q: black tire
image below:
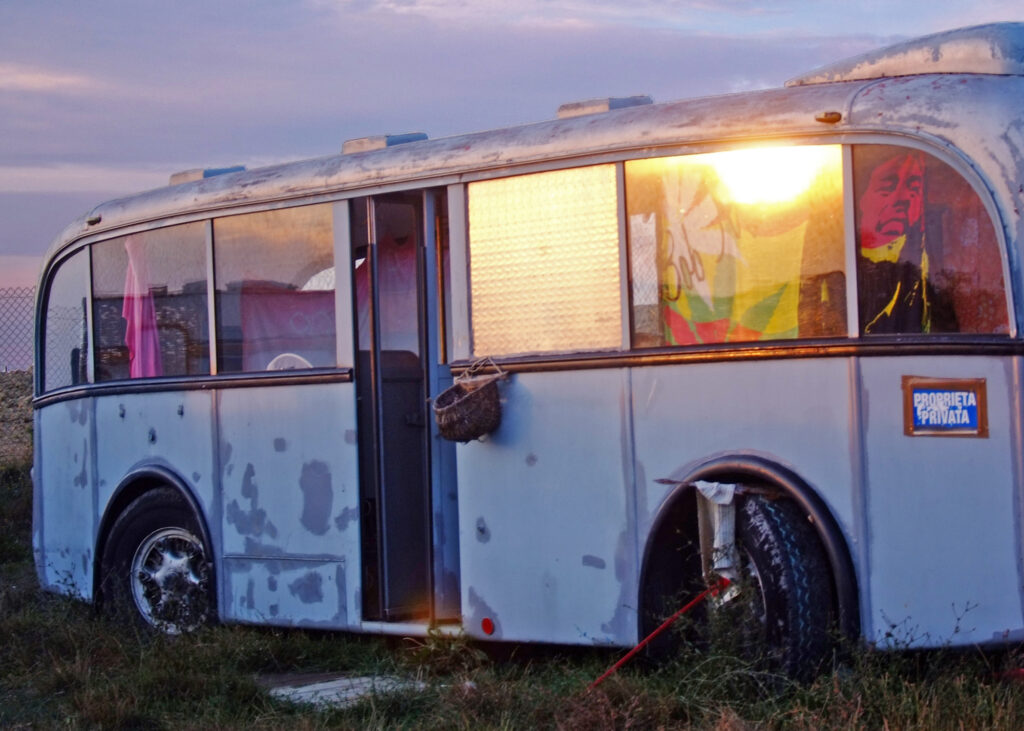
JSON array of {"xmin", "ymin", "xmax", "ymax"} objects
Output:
[
  {"xmin": 100, "ymin": 487, "xmax": 214, "ymax": 634},
  {"xmin": 729, "ymin": 494, "xmax": 835, "ymax": 680}
]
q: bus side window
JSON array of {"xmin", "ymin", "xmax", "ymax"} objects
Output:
[
  {"xmin": 624, "ymin": 146, "xmax": 846, "ymax": 347},
  {"xmin": 91, "ymin": 223, "xmax": 209, "ymax": 381},
  {"xmin": 213, "ymin": 205, "xmax": 336, "ymax": 373},
  {"xmin": 466, "ymin": 165, "xmax": 622, "ymax": 357},
  {"xmin": 853, "ymin": 144, "xmax": 1009, "ymax": 335},
  {"xmin": 43, "ymin": 248, "xmax": 90, "ymax": 391}
]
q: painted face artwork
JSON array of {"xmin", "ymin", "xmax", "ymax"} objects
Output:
[
  {"xmin": 857, "ymin": 151, "xmax": 924, "ymax": 251},
  {"xmin": 854, "ymin": 148, "xmax": 932, "ymax": 333}
]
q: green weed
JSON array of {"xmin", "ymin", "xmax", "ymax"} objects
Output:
[
  {"xmin": 3, "ymin": 559, "xmax": 1024, "ymax": 728},
  {"xmin": 401, "ymin": 628, "xmax": 490, "ymax": 677},
  {"xmin": 0, "ymin": 464, "xmax": 32, "ymax": 563}
]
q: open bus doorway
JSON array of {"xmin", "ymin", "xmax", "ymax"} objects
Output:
[{"xmin": 352, "ymin": 191, "xmax": 458, "ymax": 623}]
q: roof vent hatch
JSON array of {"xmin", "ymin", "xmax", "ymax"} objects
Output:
[
  {"xmin": 556, "ymin": 95, "xmax": 653, "ymax": 119},
  {"xmin": 169, "ymin": 165, "xmax": 246, "ymax": 186},
  {"xmin": 342, "ymin": 132, "xmax": 428, "ymax": 155}
]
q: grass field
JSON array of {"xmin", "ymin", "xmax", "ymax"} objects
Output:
[{"xmin": 4, "ymin": 370, "xmax": 1024, "ymax": 728}]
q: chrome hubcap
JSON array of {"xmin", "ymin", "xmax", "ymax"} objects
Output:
[{"xmin": 130, "ymin": 526, "xmax": 209, "ymax": 633}]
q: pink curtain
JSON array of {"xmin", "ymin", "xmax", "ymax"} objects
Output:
[{"xmin": 122, "ymin": 234, "xmax": 163, "ymax": 378}]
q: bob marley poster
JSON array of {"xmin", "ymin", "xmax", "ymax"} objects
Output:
[{"xmin": 853, "ymin": 144, "xmax": 1008, "ymax": 335}]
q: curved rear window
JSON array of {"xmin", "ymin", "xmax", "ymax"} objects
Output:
[{"xmin": 853, "ymin": 144, "xmax": 1008, "ymax": 335}]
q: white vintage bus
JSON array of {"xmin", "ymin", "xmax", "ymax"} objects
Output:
[{"xmin": 33, "ymin": 23, "xmax": 1024, "ymax": 676}]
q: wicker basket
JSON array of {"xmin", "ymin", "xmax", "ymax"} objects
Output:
[{"xmin": 433, "ymin": 375, "xmax": 503, "ymax": 442}]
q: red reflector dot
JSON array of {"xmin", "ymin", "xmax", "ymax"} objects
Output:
[{"xmin": 481, "ymin": 617, "xmax": 495, "ymax": 635}]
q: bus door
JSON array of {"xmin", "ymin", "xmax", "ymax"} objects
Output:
[{"xmin": 352, "ymin": 191, "xmax": 458, "ymax": 622}]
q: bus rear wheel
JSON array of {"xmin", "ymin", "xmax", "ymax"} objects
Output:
[
  {"xmin": 713, "ymin": 494, "xmax": 835, "ymax": 680},
  {"xmin": 100, "ymin": 487, "xmax": 214, "ymax": 634}
]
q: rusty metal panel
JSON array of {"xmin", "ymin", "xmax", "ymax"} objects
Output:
[
  {"xmin": 860, "ymin": 356, "xmax": 1022, "ymax": 647},
  {"xmin": 218, "ymin": 382, "xmax": 360, "ymax": 628},
  {"xmin": 34, "ymin": 397, "xmax": 95, "ymax": 599},
  {"xmin": 94, "ymin": 391, "xmax": 216, "ymax": 523},
  {"xmin": 788, "ymin": 23, "xmax": 1024, "ymax": 86},
  {"xmin": 457, "ymin": 369, "xmax": 637, "ymax": 645},
  {"xmin": 223, "ymin": 558, "xmax": 350, "ymax": 628}
]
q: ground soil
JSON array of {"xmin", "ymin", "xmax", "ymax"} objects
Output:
[{"xmin": 0, "ymin": 370, "xmax": 32, "ymax": 466}]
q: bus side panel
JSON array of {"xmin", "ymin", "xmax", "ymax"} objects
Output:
[
  {"xmin": 218, "ymin": 382, "xmax": 361, "ymax": 629},
  {"xmin": 631, "ymin": 359, "xmax": 858, "ymax": 606},
  {"xmin": 95, "ymin": 391, "xmax": 216, "ymax": 523},
  {"xmin": 457, "ymin": 369, "xmax": 638, "ymax": 645},
  {"xmin": 222, "ymin": 559, "xmax": 350, "ymax": 628},
  {"xmin": 35, "ymin": 397, "xmax": 95, "ymax": 599},
  {"xmin": 860, "ymin": 355, "xmax": 1022, "ymax": 647}
]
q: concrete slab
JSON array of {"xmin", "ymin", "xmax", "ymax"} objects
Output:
[{"xmin": 259, "ymin": 672, "xmax": 426, "ymax": 709}]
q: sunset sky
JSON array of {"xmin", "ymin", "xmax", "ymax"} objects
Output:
[{"xmin": 1, "ymin": 0, "xmax": 1020, "ymax": 285}]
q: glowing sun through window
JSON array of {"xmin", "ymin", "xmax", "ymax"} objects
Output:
[
  {"xmin": 623, "ymin": 144, "xmax": 847, "ymax": 348},
  {"xmin": 709, "ymin": 145, "xmax": 841, "ymax": 205}
]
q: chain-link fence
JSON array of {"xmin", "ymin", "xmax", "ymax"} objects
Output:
[{"xmin": 0, "ymin": 286, "xmax": 35, "ymax": 372}]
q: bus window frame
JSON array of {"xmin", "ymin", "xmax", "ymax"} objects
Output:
[
  {"xmin": 611, "ymin": 135, "xmax": 1016, "ymax": 352},
  {"xmin": 37, "ymin": 245, "xmax": 95, "ymax": 395},
  {"xmin": 204, "ymin": 220, "xmax": 218, "ymax": 377}
]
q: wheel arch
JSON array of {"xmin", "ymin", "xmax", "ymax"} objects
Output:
[
  {"xmin": 93, "ymin": 465, "xmax": 216, "ymax": 609},
  {"xmin": 638, "ymin": 454, "xmax": 860, "ymax": 642}
]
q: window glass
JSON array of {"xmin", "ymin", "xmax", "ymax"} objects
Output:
[
  {"xmin": 467, "ymin": 165, "xmax": 622, "ymax": 356},
  {"xmin": 214, "ymin": 205, "xmax": 335, "ymax": 372},
  {"xmin": 625, "ymin": 145, "xmax": 846, "ymax": 346},
  {"xmin": 853, "ymin": 145, "xmax": 1008, "ymax": 334},
  {"xmin": 92, "ymin": 223, "xmax": 209, "ymax": 381},
  {"xmin": 373, "ymin": 196, "xmax": 421, "ymax": 355},
  {"xmin": 43, "ymin": 249, "xmax": 89, "ymax": 391}
]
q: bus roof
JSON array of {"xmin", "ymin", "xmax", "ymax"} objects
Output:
[
  {"xmin": 788, "ymin": 22, "xmax": 1024, "ymax": 86},
  {"xmin": 46, "ymin": 80, "xmax": 867, "ymax": 256},
  {"xmin": 43, "ymin": 23, "xmax": 1024, "ymax": 269}
]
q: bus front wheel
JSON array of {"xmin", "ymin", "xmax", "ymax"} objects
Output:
[{"xmin": 100, "ymin": 487, "xmax": 214, "ymax": 634}]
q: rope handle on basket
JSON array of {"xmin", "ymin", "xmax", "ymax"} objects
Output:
[{"xmin": 454, "ymin": 356, "xmax": 507, "ymax": 384}]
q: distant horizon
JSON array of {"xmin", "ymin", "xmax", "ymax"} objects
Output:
[{"xmin": 0, "ymin": 254, "xmax": 41, "ymax": 288}]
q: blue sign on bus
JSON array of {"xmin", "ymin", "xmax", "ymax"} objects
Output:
[{"xmin": 911, "ymin": 388, "xmax": 980, "ymax": 431}]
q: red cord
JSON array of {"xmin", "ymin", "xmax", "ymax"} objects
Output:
[{"xmin": 590, "ymin": 576, "xmax": 731, "ymax": 689}]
